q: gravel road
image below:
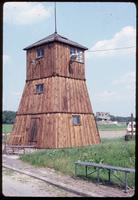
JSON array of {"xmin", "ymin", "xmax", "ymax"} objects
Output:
[{"xmin": 2, "ymin": 168, "xmax": 80, "ymax": 197}]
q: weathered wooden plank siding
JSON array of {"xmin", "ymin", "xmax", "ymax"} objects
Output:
[
  {"xmin": 17, "ymin": 77, "xmax": 93, "ymax": 115},
  {"xmin": 8, "ymin": 113, "xmax": 100, "ymax": 148},
  {"xmin": 26, "ymin": 43, "xmax": 85, "ymax": 81}
]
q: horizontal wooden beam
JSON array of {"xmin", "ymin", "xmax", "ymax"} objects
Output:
[
  {"xmin": 16, "ymin": 112, "xmax": 94, "ymax": 116},
  {"xmin": 26, "ymin": 74, "xmax": 86, "ymax": 82}
]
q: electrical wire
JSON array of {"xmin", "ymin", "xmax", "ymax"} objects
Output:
[{"xmin": 87, "ymin": 46, "xmax": 136, "ymax": 52}]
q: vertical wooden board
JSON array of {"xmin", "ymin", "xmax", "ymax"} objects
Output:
[
  {"xmin": 73, "ymin": 79, "xmax": 77, "ymax": 112},
  {"xmin": 76, "ymin": 80, "xmax": 82, "ymax": 113},
  {"xmin": 56, "ymin": 44, "xmax": 59, "ymax": 74},
  {"xmin": 70, "ymin": 79, "xmax": 74, "ymax": 112},
  {"xmin": 78, "ymin": 80, "xmax": 84, "ymax": 113},
  {"xmin": 43, "ymin": 114, "xmax": 50, "ymax": 148},
  {"xmin": 21, "ymin": 116, "xmax": 26, "ymax": 145},
  {"xmin": 58, "ymin": 114, "xmax": 63, "ymax": 148},
  {"xmin": 48, "ymin": 78, "xmax": 52, "ymax": 113},
  {"xmin": 64, "ymin": 45, "xmax": 68, "ymax": 76},
  {"xmin": 73, "ymin": 79, "xmax": 78, "ymax": 113},
  {"xmin": 64, "ymin": 46, "xmax": 67, "ymax": 76},
  {"xmin": 58, "ymin": 77, "xmax": 62, "ymax": 112},
  {"xmin": 44, "ymin": 114, "xmax": 50, "ymax": 147},
  {"xmin": 60, "ymin": 44, "xmax": 63, "ymax": 75},
  {"xmin": 52, "ymin": 114, "xmax": 56, "ymax": 148},
  {"xmin": 63, "ymin": 114, "xmax": 68, "ymax": 147},
  {"xmin": 81, "ymin": 115, "xmax": 87, "ymax": 145},
  {"xmin": 85, "ymin": 115, "xmax": 92, "ymax": 145},
  {"xmin": 79, "ymin": 115, "xmax": 84, "ymax": 146},
  {"xmin": 44, "ymin": 78, "xmax": 49, "ymax": 112},
  {"xmin": 42, "ymin": 114, "xmax": 48, "ymax": 147},
  {"xmin": 86, "ymin": 115, "xmax": 94, "ymax": 144},
  {"xmin": 62, "ymin": 78, "xmax": 67, "ymax": 112},
  {"xmin": 55, "ymin": 43, "xmax": 58, "ymax": 74},
  {"xmin": 64, "ymin": 114, "xmax": 68, "ymax": 147},
  {"xmin": 24, "ymin": 115, "xmax": 30, "ymax": 144},
  {"xmin": 53, "ymin": 43, "xmax": 56, "ymax": 74},
  {"xmin": 58, "ymin": 114, "xmax": 61, "ymax": 148},
  {"xmin": 46, "ymin": 46, "xmax": 50, "ymax": 75},
  {"xmin": 89, "ymin": 115, "xmax": 97, "ymax": 144},
  {"xmin": 54, "ymin": 77, "xmax": 59, "ymax": 112},
  {"xmin": 54, "ymin": 114, "xmax": 58, "ymax": 148},
  {"xmin": 56, "ymin": 76, "xmax": 60, "ymax": 112},
  {"xmin": 58, "ymin": 44, "xmax": 61, "ymax": 75},
  {"xmin": 90, "ymin": 115, "xmax": 96, "ymax": 143},
  {"xmin": 66, "ymin": 46, "xmax": 69, "ymax": 77},
  {"xmin": 68, "ymin": 78, "xmax": 72, "ymax": 112},
  {"xmin": 56, "ymin": 113, "xmax": 60, "ymax": 148},
  {"xmin": 66, "ymin": 78, "xmax": 70, "ymax": 112},
  {"xmin": 70, "ymin": 115, "xmax": 76, "ymax": 147},
  {"xmin": 65, "ymin": 114, "xmax": 70, "ymax": 147},
  {"xmin": 59, "ymin": 114, "xmax": 64, "ymax": 148}
]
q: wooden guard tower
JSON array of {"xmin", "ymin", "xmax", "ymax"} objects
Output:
[{"xmin": 8, "ymin": 32, "xmax": 101, "ymax": 148}]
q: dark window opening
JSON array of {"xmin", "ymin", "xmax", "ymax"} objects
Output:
[
  {"xmin": 70, "ymin": 47, "xmax": 83, "ymax": 63},
  {"xmin": 72, "ymin": 115, "xmax": 81, "ymax": 126},
  {"xmin": 36, "ymin": 48, "xmax": 44, "ymax": 58},
  {"xmin": 36, "ymin": 84, "xmax": 44, "ymax": 94}
]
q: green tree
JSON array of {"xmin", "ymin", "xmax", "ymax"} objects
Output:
[{"xmin": 2, "ymin": 111, "xmax": 16, "ymax": 124}]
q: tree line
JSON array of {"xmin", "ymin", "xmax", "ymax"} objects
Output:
[
  {"xmin": 3, "ymin": 111, "xmax": 16, "ymax": 124},
  {"xmin": 2, "ymin": 110, "xmax": 134, "ymax": 124}
]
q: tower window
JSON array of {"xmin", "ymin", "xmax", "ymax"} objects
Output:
[
  {"xmin": 70, "ymin": 47, "xmax": 83, "ymax": 63},
  {"xmin": 36, "ymin": 48, "xmax": 44, "ymax": 58},
  {"xmin": 72, "ymin": 115, "xmax": 81, "ymax": 126},
  {"xmin": 36, "ymin": 84, "xmax": 44, "ymax": 94}
]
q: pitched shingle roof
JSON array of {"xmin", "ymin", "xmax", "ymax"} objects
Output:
[{"xmin": 23, "ymin": 32, "xmax": 88, "ymax": 50}]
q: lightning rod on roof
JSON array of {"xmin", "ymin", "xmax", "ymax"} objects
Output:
[{"xmin": 54, "ymin": 2, "xmax": 57, "ymax": 33}]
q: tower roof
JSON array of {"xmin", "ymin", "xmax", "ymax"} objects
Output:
[{"xmin": 23, "ymin": 32, "xmax": 88, "ymax": 50}]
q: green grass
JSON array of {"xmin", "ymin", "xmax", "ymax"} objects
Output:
[
  {"xmin": 97, "ymin": 123, "xmax": 127, "ymax": 131},
  {"xmin": 20, "ymin": 138, "xmax": 135, "ymax": 188},
  {"xmin": 2, "ymin": 124, "xmax": 13, "ymax": 133}
]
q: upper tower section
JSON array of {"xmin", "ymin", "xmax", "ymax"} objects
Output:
[{"xmin": 24, "ymin": 32, "xmax": 88, "ymax": 81}]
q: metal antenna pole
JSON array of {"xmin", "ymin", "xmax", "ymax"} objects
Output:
[{"xmin": 54, "ymin": 2, "xmax": 57, "ymax": 33}]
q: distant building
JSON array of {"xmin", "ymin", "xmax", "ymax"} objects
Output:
[{"xmin": 96, "ymin": 112, "xmax": 111, "ymax": 121}]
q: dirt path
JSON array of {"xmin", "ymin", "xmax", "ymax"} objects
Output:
[
  {"xmin": 2, "ymin": 155, "xmax": 134, "ymax": 197},
  {"xmin": 3, "ymin": 168, "xmax": 80, "ymax": 197}
]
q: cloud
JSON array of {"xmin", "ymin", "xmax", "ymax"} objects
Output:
[
  {"xmin": 86, "ymin": 26, "xmax": 136, "ymax": 59},
  {"xmin": 3, "ymin": 54, "xmax": 10, "ymax": 64},
  {"xmin": 4, "ymin": 2, "xmax": 52, "ymax": 25}
]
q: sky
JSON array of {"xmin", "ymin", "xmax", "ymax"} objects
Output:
[{"xmin": 3, "ymin": 2, "xmax": 136, "ymax": 117}]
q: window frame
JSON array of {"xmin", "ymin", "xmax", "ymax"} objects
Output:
[
  {"xmin": 70, "ymin": 47, "xmax": 84, "ymax": 63},
  {"xmin": 35, "ymin": 83, "xmax": 44, "ymax": 94},
  {"xmin": 72, "ymin": 115, "xmax": 81, "ymax": 126},
  {"xmin": 36, "ymin": 48, "xmax": 44, "ymax": 59}
]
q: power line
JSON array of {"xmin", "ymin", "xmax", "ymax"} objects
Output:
[{"xmin": 87, "ymin": 46, "xmax": 136, "ymax": 52}]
